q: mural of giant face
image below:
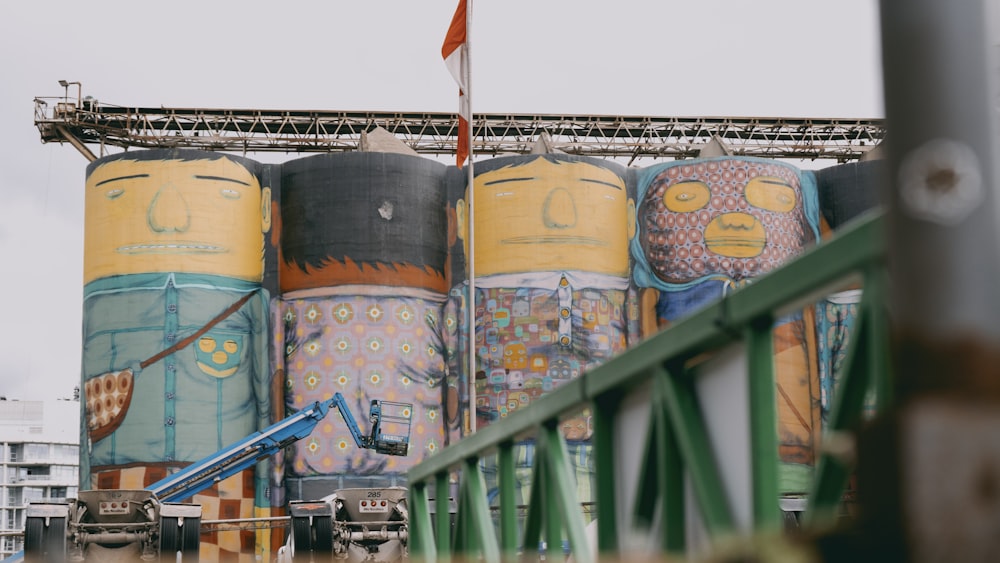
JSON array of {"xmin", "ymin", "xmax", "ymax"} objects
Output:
[
  {"xmin": 635, "ymin": 158, "xmax": 817, "ymax": 289},
  {"xmin": 274, "ymin": 152, "xmax": 451, "ymax": 497},
  {"xmin": 84, "ymin": 151, "xmax": 271, "ymax": 284},
  {"xmin": 632, "ymin": 156, "xmax": 822, "ymax": 493},
  {"xmin": 81, "ymin": 149, "xmax": 273, "ymax": 562},
  {"xmin": 458, "ymin": 155, "xmax": 635, "ymax": 277},
  {"xmin": 445, "ymin": 154, "xmax": 636, "ymax": 505}
]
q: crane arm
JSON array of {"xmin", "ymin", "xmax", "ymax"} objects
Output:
[
  {"xmin": 151, "ymin": 398, "xmax": 338, "ymax": 502},
  {"xmin": 149, "ymin": 393, "xmax": 411, "ymax": 503}
]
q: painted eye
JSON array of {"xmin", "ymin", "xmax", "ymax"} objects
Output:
[
  {"xmin": 221, "ymin": 188, "xmax": 241, "ymax": 199},
  {"xmin": 663, "ymin": 181, "xmax": 710, "ymax": 212},
  {"xmin": 745, "ymin": 177, "xmax": 797, "ymax": 213},
  {"xmin": 106, "ymin": 188, "xmax": 124, "ymax": 199}
]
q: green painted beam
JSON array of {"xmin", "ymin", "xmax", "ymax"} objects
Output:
[
  {"xmin": 592, "ymin": 392, "xmax": 620, "ymax": 553},
  {"xmin": 408, "ymin": 377, "xmax": 587, "ymax": 483},
  {"xmin": 585, "ymin": 301, "xmax": 731, "ymax": 399},
  {"xmin": 521, "ymin": 447, "xmax": 545, "ymax": 558},
  {"xmin": 542, "ymin": 448, "xmax": 562, "ymax": 560},
  {"xmin": 542, "ymin": 424, "xmax": 593, "ymax": 563},
  {"xmin": 724, "ymin": 210, "xmax": 886, "ymax": 327},
  {"xmin": 746, "ymin": 317, "xmax": 781, "ymax": 530},
  {"xmin": 462, "ymin": 458, "xmax": 502, "ymax": 563},
  {"xmin": 498, "ymin": 442, "xmax": 519, "ymax": 556},
  {"xmin": 409, "ymin": 482, "xmax": 437, "ymax": 562},
  {"xmin": 804, "ymin": 262, "xmax": 893, "ymax": 527},
  {"xmin": 452, "ymin": 478, "xmax": 469, "ymax": 554},
  {"xmin": 656, "ymin": 364, "xmax": 735, "ymax": 536},
  {"xmin": 865, "ymin": 264, "xmax": 892, "ymax": 412},
  {"xmin": 435, "ymin": 472, "xmax": 451, "ymax": 562},
  {"xmin": 657, "ymin": 387, "xmax": 686, "ymax": 552},
  {"xmin": 632, "ymin": 399, "xmax": 661, "ymax": 529}
]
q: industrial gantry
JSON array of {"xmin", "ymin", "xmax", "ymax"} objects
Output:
[{"xmin": 33, "ymin": 90, "xmax": 883, "ymax": 163}]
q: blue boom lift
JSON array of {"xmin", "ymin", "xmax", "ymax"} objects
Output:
[
  {"xmin": 150, "ymin": 394, "xmax": 412, "ymax": 502},
  {"xmin": 19, "ymin": 394, "xmax": 412, "ymax": 563}
]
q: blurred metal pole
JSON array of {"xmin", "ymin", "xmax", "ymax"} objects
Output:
[
  {"xmin": 860, "ymin": 2, "xmax": 1000, "ymax": 561},
  {"xmin": 881, "ymin": 0, "xmax": 1000, "ymax": 393}
]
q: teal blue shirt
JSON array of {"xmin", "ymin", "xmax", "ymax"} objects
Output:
[{"xmin": 80, "ymin": 273, "xmax": 270, "ymax": 491}]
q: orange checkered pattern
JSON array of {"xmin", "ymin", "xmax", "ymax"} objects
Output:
[{"xmin": 93, "ymin": 465, "xmax": 260, "ymax": 563}]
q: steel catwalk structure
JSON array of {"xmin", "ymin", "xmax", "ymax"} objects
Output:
[{"xmin": 33, "ymin": 95, "xmax": 884, "ymax": 163}]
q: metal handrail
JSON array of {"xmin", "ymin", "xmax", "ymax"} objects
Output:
[{"xmin": 407, "ymin": 211, "xmax": 888, "ymax": 562}]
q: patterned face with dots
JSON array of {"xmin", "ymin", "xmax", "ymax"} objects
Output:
[{"xmin": 639, "ymin": 159, "xmax": 814, "ymax": 285}]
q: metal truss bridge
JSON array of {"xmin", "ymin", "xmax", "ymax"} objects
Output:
[{"xmin": 34, "ymin": 91, "xmax": 884, "ymax": 163}]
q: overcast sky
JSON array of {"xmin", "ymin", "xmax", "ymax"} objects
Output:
[{"xmin": 0, "ymin": 0, "xmax": 884, "ymax": 403}]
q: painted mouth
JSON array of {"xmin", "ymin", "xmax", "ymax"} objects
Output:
[
  {"xmin": 705, "ymin": 237, "xmax": 766, "ymax": 247},
  {"xmin": 117, "ymin": 242, "xmax": 226, "ymax": 254},
  {"xmin": 705, "ymin": 236, "xmax": 766, "ymax": 258},
  {"xmin": 501, "ymin": 236, "xmax": 607, "ymax": 246}
]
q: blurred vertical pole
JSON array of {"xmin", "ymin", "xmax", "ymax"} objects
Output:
[
  {"xmin": 866, "ymin": 1, "xmax": 1000, "ymax": 560},
  {"xmin": 880, "ymin": 0, "xmax": 1000, "ymax": 395}
]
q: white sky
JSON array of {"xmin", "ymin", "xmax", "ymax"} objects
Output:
[{"xmin": 0, "ymin": 0, "xmax": 884, "ymax": 402}]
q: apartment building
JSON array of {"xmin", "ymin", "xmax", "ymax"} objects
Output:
[{"xmin": 0, "ymin": 399, "xmax": 79, "ymax": 559}]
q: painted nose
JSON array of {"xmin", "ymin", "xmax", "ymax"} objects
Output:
[
  {"xmin": 148, "ymin": 183, "xmax": 191, "ymax": 232},
  {"xmin": 543, "ymin": 187, "xmax": 577, "ymax": 228},
  {"xmin": 717, "ymin": 212, "xmax": 757, "ymax": 230}
]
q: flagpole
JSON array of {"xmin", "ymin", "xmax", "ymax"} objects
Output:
[{"xmin": 464, "ymin": 0, "xmax": 477, "ymax": 435}]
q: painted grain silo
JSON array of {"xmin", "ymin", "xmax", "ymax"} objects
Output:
[
  {"xmin": 812, "ymin": 159, "xmax": 885, "ymax": 425},
  {"xmin": 272, "ymin": 152, "xmax": 452, "ymax": 501},
  {"xmin": 631, "ymin": 156, "xmax": 823, "ymax": 494},
  {"xmin": 81, "ymin": 149, "xmax": 274, "ymax": 561},
  {"xmin": 444, "ymin": 153, "xmax": 639, "ymax": 503}
]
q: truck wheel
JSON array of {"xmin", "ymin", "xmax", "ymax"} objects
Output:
[
  {"xmin": 311, "ymin": 516, "xmax": 334, "ymax": 553},
  {"xmin": 160, "ymin": 516, "xmax": 181, "ymax": 556},
  {"xmin": 291, "ymin": 515, "xmax": 313, "ymax": 554},
  {"xmin": 24, "ymin": 517, "xmax": 67, "ymax": 563},
  {"xmin": 291, "ymin": 515, "xmax": 333, "ymax": 556},
  {"xmin": 180, "ymin": 516, "xmax": 201, "ymax": 560},
  {"xmin": 23, "ymin": 518, "xmax": 44, "ymax": 562},
  {"xmin": 160, "ymin": 516, "xmax": 201, "ymax": 562}
]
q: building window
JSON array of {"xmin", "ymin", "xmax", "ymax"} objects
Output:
[
  {"xmin": 5, "ymin": 509, "xmax": 23, "ymax": 529},
  {"xmin": 24, "ymin": 444, "xmax": 48, "ymax": 461},
  {"xmin": 51, "ymin": 466, "xmax": 76, "ymax": 481},
  {"xmin": 56, "ymin": 445, "xmax": 79, "ymax": 461}
]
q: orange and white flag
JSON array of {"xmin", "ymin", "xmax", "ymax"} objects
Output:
[{"xmin": 442, "ymin": 0, "xmax": 470, "ymax": 168}]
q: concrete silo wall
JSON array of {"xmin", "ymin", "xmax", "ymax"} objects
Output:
[
  {"xmin": 81, "ymin": 149, "xmax": 273, "ymax": 561},
  {"xmin": 73, "ymin": 143, "xmax": 882, "ymax": 548},
  {"xmin": 273, "ymin": 153, "xmax": 452, "ymax": 500},
  {"xmin": 812, "ymin": 160, "xmax": 885, "ymax": 429},
  {"xmin": 445, "ymin": 154, "xmax": 640, "ymax": 502},
  {"xmin": 631, "ymin": 156, "xmax": 823, "ymax": 493}
]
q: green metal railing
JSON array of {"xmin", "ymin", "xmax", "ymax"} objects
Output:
[{"xmin": 408, "ymin": 211, "xmax": 889, "ymax": 562}]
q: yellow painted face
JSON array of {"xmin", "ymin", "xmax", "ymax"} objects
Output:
[
  {"xmin": 459, "ymin": 158, "xmax": 634, "ymax": 276},
  {"xmin": 84, "ymin": 157, "xmax": 271, "ymax": 283}
]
